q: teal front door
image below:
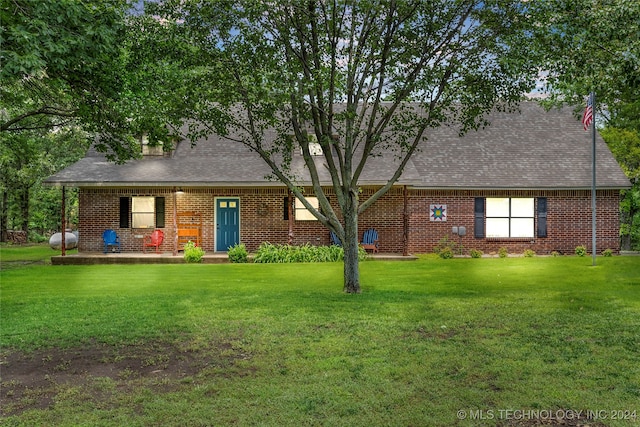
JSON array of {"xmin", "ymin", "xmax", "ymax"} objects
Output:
[{"xmin": 216, "ymin": 198, "xmax": 240, "ymax": 251}]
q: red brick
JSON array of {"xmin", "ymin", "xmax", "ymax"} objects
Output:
[{"xmin": 78, "ymin": 187, "xmax": 621, "ymax": 254}]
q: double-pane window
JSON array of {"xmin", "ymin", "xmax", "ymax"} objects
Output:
[
  {"xmin": 132, "ymin": 196, "xmax": 156, "ymax": 228},
  {"xmin": 295, "ymin": 197, "xmax": 319, "ymax": 221},
  {"xmin": 485, "ymin": 198, "xmax": 534, "ymax": 238}
]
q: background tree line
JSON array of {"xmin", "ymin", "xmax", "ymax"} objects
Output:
[{"xmin": 1, "ymin": 0, "xmax": 638, "ymax": 255}]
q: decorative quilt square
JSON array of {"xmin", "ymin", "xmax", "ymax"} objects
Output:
[{"xmin": 430, "ymin": 204, "xmax": 447, "ymax": 222}]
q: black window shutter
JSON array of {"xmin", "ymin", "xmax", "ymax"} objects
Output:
[
  {"xmin": 474, "ymin": 197, "xmax": 485, "ymax": 238},
  {"xmin": 119, "ymin": 197, "xmax": 130, "ymax": 228},
  {"xmin": 537, "ymin": 197, "xmax": 547, "ymax": 238},
  {"xmin": 283, "ymin": 197, "xmax": 289, "ymax": 220},
  {"xmin": 155, "ymin": 197, "xmax": 165, "ymax": 228}
]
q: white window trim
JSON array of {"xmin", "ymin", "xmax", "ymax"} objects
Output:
[
  {"xmin": 132, "ymin": 196, "xmax": 156, "ymax": 229},
  {"xmin": 295, "ymin": 196, "xmax": 319, "ymax": 221},
  {"xmin": 485, "ymin": 198, "xmax": 534, "ymax": 238}
]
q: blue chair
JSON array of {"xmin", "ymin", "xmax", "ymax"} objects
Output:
[
  {"xmin": 103, "ymin": 229, "xmax": 120, "ymax": 253},
  {"xmin": 360, "ymin": 228, "xmax": 379, "ymax": 253},
  {"xmin": 330, "ymin": 231, "xmax": 342, "ymax": 246}
]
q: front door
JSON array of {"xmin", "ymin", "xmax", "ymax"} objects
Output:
[{"xmin": 216, "ymin": 198, "xmax": 240, "ymax": 251}]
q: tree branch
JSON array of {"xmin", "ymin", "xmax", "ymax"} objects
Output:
[{"xmin": 1, "ymin": 106, "xmax": 76, "ymax": 132}]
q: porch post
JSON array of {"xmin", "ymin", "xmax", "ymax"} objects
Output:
[
  {"xmin": 173, "ymin": 188, "xmax": 178, "ymax": 256},
  {"xmin": 288, "ymin": 191, "xmax": 294, "ymax": 244},
  {"xmin": 61, "ymin": 186, "xmax": 66, "ymax": 256},
  {"xmin": 403, "ymin": 185, "xmax": 408, "ymax": 256}
]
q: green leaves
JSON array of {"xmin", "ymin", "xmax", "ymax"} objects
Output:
[
  {"xmin": 530, "ymin": 0, "xmax": 640, "ymax": 112},
  {"xmin": 253, "ymin": 242, "xmax": 367, "ymax": 263},
  {"xmin": 1, "ymin": 0, "xmax": 126, "ymax": 80},
  {"xmin": 132, "ymin": 0, "xmax": 543, "ymax": 290}
]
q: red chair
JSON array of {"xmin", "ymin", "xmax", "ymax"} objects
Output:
[{"xmin": 143, "ymin": 229, "xmax": 164, "ymax": 253}]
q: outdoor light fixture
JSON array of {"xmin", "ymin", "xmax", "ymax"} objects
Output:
[{"xmin": 176, "ymin": 188, "xmax": 184, "ymax": 194}]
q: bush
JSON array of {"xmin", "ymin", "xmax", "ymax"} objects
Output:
[
  {"xmin": 550, "ymin": 251, "xmax": 561, "ymax": 257},
  {"xmin": 575, "ymin": 245, "xmax": 587, "ymax": 257},
  {"xmin": 602, "ymin": 248, "xmax": 613, "ymax": 257},
  {"xmin": 498, "ymin": 247, "xmax": 508, "ymax": 258},
  {"xmin": 228, "ymin": 243, "xmax": 248, "ymax": 263},
  {"xmin": 28, "ymin": 231, "xmax": 48, "ymax": 243},
  {"xmin": 253, "ymin": 242, "xmax": 367, "ymax": 263},
  {"xmin": 469, "ymin": 249, "xmax": 483, "ymax": 258},
  {"xmin": 434, "ymin": 236, "xmax": 460, "ymax": 259},
  {"xmin": 438, "ymin": 247, "xmax": 454, "ymax": 259},
  {"xmin": 523, "ymin": 249, "xmax": 536, "ymax": 257},
  {"xmin": 183, "ymin": 241, "xmax": 205, "ymax": 263}
]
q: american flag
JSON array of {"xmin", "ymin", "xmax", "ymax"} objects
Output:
[{"xmin": 582, "ymin": 94, "xmax": 593, "ymax": 131}]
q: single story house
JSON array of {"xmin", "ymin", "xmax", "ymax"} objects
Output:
[{"xmin": 45, "ymin": 102, "xmax": 630, "ymax": 255}]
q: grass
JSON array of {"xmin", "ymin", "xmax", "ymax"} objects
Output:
[
  {"xmin": 1, "ymin": 245, "xmax": 639, "ymax": 426},
  {"xmin": 0, "ymin": 243, "xmax": 76, "ymax": 267}
]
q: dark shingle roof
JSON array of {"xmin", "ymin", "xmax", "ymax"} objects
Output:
[
  {"xmin": 45, "ymin": 102, "xmax": 630, "ymax": 190},
  {"xmin": 408, "ymin": 102, "xmax": 629, "ymax": 189}
]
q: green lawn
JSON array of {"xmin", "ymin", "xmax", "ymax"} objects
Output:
[{"xmin": 1, "ymin": 245, "xmax": 639, "ymax": 426}]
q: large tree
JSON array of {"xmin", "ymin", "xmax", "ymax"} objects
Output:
[
  {"xmin": 140, "ymin": 0, "xmax": 539, "ymax": 292},
  {"xmin": 600, "ymin": 127, "xmax": 640, "ymax": 250},
  {"xmin": 0, "ymin": 0, "xmax": 174, "ymax": 161},
  {"xmin": 530, "ymin": 0, "xmax": 640, "ymax": 249},
  {"xmin": 531, "ymin": 0, "xmax": 639, "ymax": 112},
  {"xmin": 0, "ymin": 127, "xmax": 89, "ymax": 240}
]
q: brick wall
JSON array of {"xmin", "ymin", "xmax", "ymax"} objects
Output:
[
  {"xmin": 78, "ymin": 187, "xmax": 621, "ymax": 254},
  {"xmin": 406, "ymin": 189, "xmax": 622, "ymax": 255}
]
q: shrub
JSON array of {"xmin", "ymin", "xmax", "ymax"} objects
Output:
[
  {"xmin": 228, "ymin": 243, "xmax": 248, "ymax": 263},
  {"xmin": 438, "ymin": 247, "xmax": 454, "ymax": 259},
  {"xmin": 253, "ymin": 242, "xmax": 367, "ymax": 263},
  {"xmin": 253, "ymin": 242, "xmax": 284, "ymax": 263},
  {"xmin": 434, "ymin": 236, "xmax": 460, "ymax": 259},
  {"xmin": 183, "ymin": 241, "xmax": 205, "ymax": 263},
  {"xmin": 498, "ymin": 247, "xmax": 508, "ymax": 258},
  {"xmin": 523, "ymin": 249, "xmax": 536, "ymax": 257},
  {"xmin": 469, "ymin": 249, "xmax": 483, "ymax": 258},
  {"xmin": 602, "ymin": 248, "xmax": 613, "ymax": 257},
  {"xmin": 575, "ymin": 245, "xmax": 587, "ymax": 257},
  {"xmin": 357, "ymin": 246, "xmax": 368, "ymax": 261},
  {"xmin": 550, "ymin": 251, "xmax": 561, "ymax": 257},
  {"xmin": 28, "ymin": 231, "xmax": 48, "ymax": 243}
]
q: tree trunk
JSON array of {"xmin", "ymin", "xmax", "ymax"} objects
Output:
[
  {"xmin": 0, "ymin": 190, "xmax": 8, "ymax": 242},
  {"xmin": 620, "ymin": 209, "xmax": 631, "ymax": 251},
  {"xmin": 342, "ymin": 191, "xmax": 361, "ymax": 294},
  {"xmin": 627, "ymin": 202, "xmax": 639, "ymax": 251},
  {"xmin": 19, "ymin": 187, "xmax": 29, "ymax": 235}
]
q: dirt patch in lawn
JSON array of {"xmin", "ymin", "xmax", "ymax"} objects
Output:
[
  {"xmin": 502, "ymin": 418, "xmax": 608, "ymax": 426},
  {"xmin": 498, "ymin": 412, "xmax": 609, "ymax": 427},
  {"xmin": 0, "ymin": 339, "xmax": 253, "ymax": 417}
]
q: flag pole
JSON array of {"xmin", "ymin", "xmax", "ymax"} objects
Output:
[{"xmin": 590, "ymin": 92, "xmax": 597, "ymax": 266}]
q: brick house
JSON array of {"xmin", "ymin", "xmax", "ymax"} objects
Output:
[{"xmin": 46, "ymin": 102, "xmax": 630, "ymax": 255}]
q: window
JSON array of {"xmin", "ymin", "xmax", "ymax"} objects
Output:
[
  {"xmin": 485, "ymin": 198, "xmax": 534, "ymax": 238},
  {"xmin": 121, "ymin": 196, "xmax": 165, "ymax": 229},
  {"xmin": 299, "ymin": 134, "xmax": 323, "ymax": 156},
  {"xmin": 295, "ymin": 197, "xmax": 319, "ymax": 221},
  {"xmin": 132, "ymin": 196, "xmax": 155, "ymax": 228}
]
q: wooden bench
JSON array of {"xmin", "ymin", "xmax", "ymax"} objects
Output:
[{"xmin": 177, "ymin": 211, "xmax": 202, "ymax": 249}]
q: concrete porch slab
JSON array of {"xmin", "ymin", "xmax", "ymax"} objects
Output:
[{"xmin": 51, "ymin": 252, "xmax": 418, "ymax": 265}]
